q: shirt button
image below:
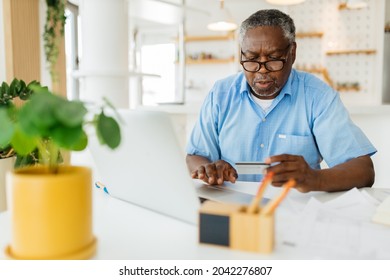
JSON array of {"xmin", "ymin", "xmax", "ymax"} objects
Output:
[
  {"xmin": 260, "ymin": 144, "xmax": 264, "ymax": 148},
  {"xmin": 262, "ymin": 118, "xmax": 266, "ymax": 122}
]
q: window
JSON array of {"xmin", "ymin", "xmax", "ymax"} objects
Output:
[{"xmin": 140, "ymin": 43, "xmax": 177, "ymax": 105}]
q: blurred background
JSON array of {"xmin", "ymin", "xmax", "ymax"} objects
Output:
[{"xmin": 1, "ymin": 0, "xmax": 390, "ymax": 186}]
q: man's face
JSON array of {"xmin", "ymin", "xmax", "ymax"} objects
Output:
[{"xmin": 240, "ymin": 26, "xmax": 296, "ymax": 99}]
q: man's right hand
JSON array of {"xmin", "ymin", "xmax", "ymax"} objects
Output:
[{"xmin": 190, "ymin": 160, "xmax": 238, "ymax": 185}]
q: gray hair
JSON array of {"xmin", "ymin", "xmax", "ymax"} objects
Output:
[{"xmin": 238, "ymin": 9, "xmax": 296, "ymax": 46}]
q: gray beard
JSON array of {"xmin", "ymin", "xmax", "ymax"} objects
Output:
[{"xmin": 250, "ymin": 84, "xmax": 281, "ymax": 99}]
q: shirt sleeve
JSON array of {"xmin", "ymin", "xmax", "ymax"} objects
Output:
[
  {"xmin": 312, "ymin": 89, "xmax": 377, "ymax": 167},
  {"xmin": 186, "ymin": 89, "xmax": 221, "ymax": 162}
]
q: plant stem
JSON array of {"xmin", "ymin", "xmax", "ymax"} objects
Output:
[
  {"xmin": 48, "ymin": 141, "xmax": 59, "ymax": 173},
  {"xmin": 37, "ymin": 140, "xmax": 59, "ymax": 173},
  {"xmin": 5, "ymin": 148, "xmax": 14, "ymax": 158}
]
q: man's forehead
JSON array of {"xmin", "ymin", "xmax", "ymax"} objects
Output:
[
  {"xmin": 243, "ymin": 26, "xmax": 286, "ymax": 42},
  {"xmin": 241, "ymin": 27, "xmax": 288, "ymax": 51}
]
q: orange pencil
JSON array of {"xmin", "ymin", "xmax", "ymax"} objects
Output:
[
  {"xmin": 247, "ymin": 172, "xmax": 274, "ymax": 214},
  {"xmin": 261, "ymin": 178, "xmax": 296, "ymax": 215}
]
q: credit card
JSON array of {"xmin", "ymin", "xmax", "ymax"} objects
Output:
[{"xmin": 235, "ymin": 162, "xmax": 270, "ymax": 175}]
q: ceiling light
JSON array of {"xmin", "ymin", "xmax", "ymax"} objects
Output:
[
  {"xmin": 266, "ymin": 0, "xmax": 306, "ymax": 5},
  {"xmin": 207, "ymin": 0, "xmax": 237, "ymax": 32}
]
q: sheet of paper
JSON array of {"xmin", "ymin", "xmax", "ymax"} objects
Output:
[
  {"xmin": 372, "ymin": 195, "xmax": 390, "ymax": 226},
  {"xmin": 277, "ymin": 188, "xmax": 390, "ymax": 259}
]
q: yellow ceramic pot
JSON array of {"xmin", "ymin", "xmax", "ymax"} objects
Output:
[{"xmin": 5, "ymin": 165, "xmax": 96, "ymax": 259}]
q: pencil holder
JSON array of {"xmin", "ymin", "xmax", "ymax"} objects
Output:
[{"xmin": 199, "ymin": 201, "xmax": 274, "ymax": 253}]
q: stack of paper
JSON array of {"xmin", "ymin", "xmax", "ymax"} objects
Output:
[
  {"xmin": 276, "ymin": 188, "xmax": 390, "ymax": 259},
  {"xmin": 372, "ymin": 196, "xmax": 390, "ymax": 226}
]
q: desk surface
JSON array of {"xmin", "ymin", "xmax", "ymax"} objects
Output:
[{"xmin": 1, "ymin": 181, "xmax": 389, "ymax": 260}]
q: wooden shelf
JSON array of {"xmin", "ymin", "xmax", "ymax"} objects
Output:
[
  {"xmin": 296, "ymin": 32, "xmax": 324, "ymax": 38},
  {"xmin": 184, "ymin": 34, "xmax": 235, "ymax": 42},
  {"xmin": 295, "ymin": 67, "xmax": 334, "ymax": 86},
  {"xmin": 326, "ymin": 49, "xmax": 376, "ymax": 55},
  {"xmin": 297, "ymin": 67, "xmax": 362, "ymax": 92},
  {"xmin": 336, "ymin": 86, "xmax": 360, "ymax": 92},
  {"xmin": 185, "ymin": 58, "xmax": 235, "ymax": 64}
]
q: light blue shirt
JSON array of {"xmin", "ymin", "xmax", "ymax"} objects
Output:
[{"xmin": 187, "ymin": 69, "xmax": 376, "ymax": 180}]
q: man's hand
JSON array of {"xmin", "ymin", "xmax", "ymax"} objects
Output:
[
  {"xmin": 265, "ymin": 154, "xmax": 374, "ymax": 192},
  {"xmin": 265, "ymin": 154, "xmax": 318, "ymax": 193},
  {"xmin": 191, "ymin": 160, "xmax": 238, "ymax": 185}
]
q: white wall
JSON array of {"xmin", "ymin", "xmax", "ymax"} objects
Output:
[{"xmin": 350, "ymin": 110, "xmax": 390, "ymax": 188}]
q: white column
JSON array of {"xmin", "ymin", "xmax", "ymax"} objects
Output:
[{"xmin": 78, "ymin": 0, "xmax": 129, "ymax": 108}]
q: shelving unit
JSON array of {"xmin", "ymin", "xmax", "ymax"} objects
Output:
[
  {"xmin": 295, "ymin": 66, "xmax": 362, "ymax": 92},
  {"xmin": 336, "ymin": 85, "xmax": 361, "ymax": 92},
  {"xmin": 296, "ymin": 32, "xmax": 324, "ymax": 38},
  {"xmin": 183, "ymin": 33, "xmax": 239, "ymax": 105},
  {"xmin": 186, "ymin": 57, "xmax": 235, "ymax": 64},
  {"xmin": 184, "ymin": 34, "xmax": 235, "ymax": 42},
  {"xmin": 184, "ymin": 33, "xmax": 238, "ymax": 65},
  {"xmin": 287, "ymin": 0, "xmax": 385, "ymax": 106},
  {"xmin": 295, "ymin": 66, "xmax": 334, "ymax": 87},
  {"xmin": 325, "ymin": 49, "xmax": 377, "ymax": 55}
]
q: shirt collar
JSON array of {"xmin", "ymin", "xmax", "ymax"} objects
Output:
[{"xmin": 239, "ymin": 69, "xmax": 295, "ymax": 98}]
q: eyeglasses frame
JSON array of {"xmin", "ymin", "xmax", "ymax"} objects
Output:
[{"xmin": 240, "ymin": 44, "xmax": 292, "ymax": 73}]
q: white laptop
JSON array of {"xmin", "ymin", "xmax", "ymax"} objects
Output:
[{"xmin": 88, "ymin": 109, "xmax": 260, "ymax": 225}]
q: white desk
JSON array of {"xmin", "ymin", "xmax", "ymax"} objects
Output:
[{"xmin": 1, "ymin": 181, "xmax": 389, "ymax": 260}]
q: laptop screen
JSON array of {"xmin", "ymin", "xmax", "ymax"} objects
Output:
[{"xmin": 88, "ymin": 109, "xmax": 200, "ymax": 225}]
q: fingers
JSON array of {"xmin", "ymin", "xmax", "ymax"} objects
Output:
[
  {"xmin": 265, "ymin": 154, "xmax": 315, "ymax": 192},
  {"xmin": 271, "ymin": 171, "xmax": 296, "ymax": 186},
  {"xmin": 192, "ymin": 164, "xmax": 217, "ymax": 184},
  {"xmin": 191, "ymin": 161, "xmax": 237, "ymax": 185},
  {"xmin": 216, "ymin": 160, "xmax": 238, "ymax": 184},
  {"xmin": 222, "ymin": 165, "xmax": 238, "ymax": 183},
  {"xmin": 228, "ymin": 168, "xmax": 238, "ymax": 183},
  {"xmin": 266, "ymin": 154, "xmax": 298, "ymax": 165},
  {"xmin": 266, "ymin": 155, "xmax": 302, "ymax": 184},
  {"xmin": 191, "ymin": 170, "xmax": 198, "ymax": 179},
  {"xmin": 191, "ymin": 166, "xmax": 210, "ymax": 185}
]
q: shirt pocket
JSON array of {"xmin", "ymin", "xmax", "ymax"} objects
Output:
[{"xmin": 272, "ymin": 133, "xmax": 321, "ymax": 168}]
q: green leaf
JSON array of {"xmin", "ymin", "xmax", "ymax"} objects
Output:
[
  {"xmin": 28, "ymin": 84, "xmax": 50, "ymax": 95},
  {"xmin": 69, "ymin": 130, "xmax": 88, "ymax": 151},
  {"xmin": 18, "ymin": 92, "xmax": 59, "ymax": 136},
  {"xmin": 103, "ymin": 96, "xmax": 125, "ymax": 124},
  {"xmin": 96, "ymin": 112, "xmax": 121, "ymax": 149},
  {"xmin": 14, "ymin": 78, "xmax": 23, "ymax": 94},
  {"xmin": 0, "ymin": 109, "xmax": 14, "ymax": 148},
  {"xmin": 14, "ymin": 151, "xmax": 39, "ymax": 168},
  {"xmin": 51, "ymin": 124, "xmax": 84, "ymax": 149},
  {"xmin": 9, "ymin": 79, "xmax": 18, "ymax": 97},
  {"xmin": 11, "ymin": 125, "xmax": 39, "ymax": 156},
  {"xmin": 55, "ymin": 100, "xmax": 87, "ymax": 127},
  {"xmin": 0, "ymin": 82, "xmax": 9, "ymax": 101}
]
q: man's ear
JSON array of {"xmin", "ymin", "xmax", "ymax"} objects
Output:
[{"xmin": 291, "ymin": 42, "xmax": 297, "ymax": 64}]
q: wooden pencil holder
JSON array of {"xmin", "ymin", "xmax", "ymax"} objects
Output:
[{"xmin": 199, "ymin": 201, "xmax": 274, "ymax": 253}]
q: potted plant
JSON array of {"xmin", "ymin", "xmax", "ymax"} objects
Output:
[
  {"xmin": 0, "ymin": 79, "xmax": 42, "ymax": 212},
  {"xmin": 0, "ymin": 84, "xmax": 121, "ymax": 259}
]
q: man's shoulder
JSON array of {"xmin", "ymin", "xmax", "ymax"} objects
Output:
[
  {"xmin": 292, "ymin": 69, "xmax": 337, "ymax": 99},
  {"xmin": 292, "ymin": 69, "xmax": 332, "ymax": 91},
  {"xmin": 208, "ymin": 72, "xmax": 246, "ymax": 101}
]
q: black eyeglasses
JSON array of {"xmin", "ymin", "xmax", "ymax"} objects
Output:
[{"xmin": 240, "ymin": 45, "xmax": 291, "ymax": 73}]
